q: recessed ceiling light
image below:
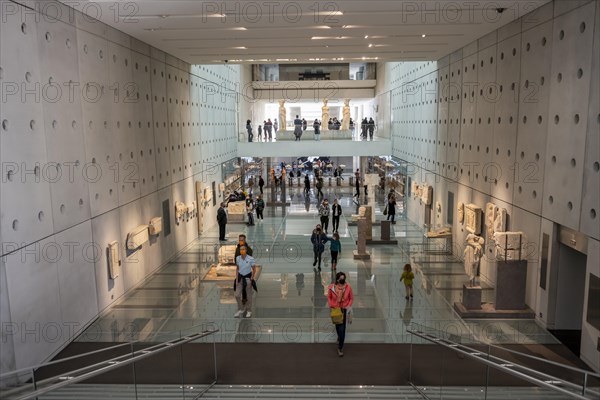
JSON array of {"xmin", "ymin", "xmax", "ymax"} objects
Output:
[
  {"xmin": 364, "ymin": 35, "xmax": 369, "ymax": 39},
  {"xmin": 368, "ymin": 43, "xmax": 373, "ymax": 47},
  {"xmin": 232, "ymin": 27, "xmax": 247, "ymax": 31},
  {"xmin": 422, "ymin": 34, "xmax": 427, "ymax": 38},
  {"xmin": 232, "ymin": 46, "xmax": 247, "ymax": 49}
]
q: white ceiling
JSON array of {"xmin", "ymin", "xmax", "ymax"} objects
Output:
[{"xmin": 64, "ymin": 0, "xmax": 551, "ymax": 64}]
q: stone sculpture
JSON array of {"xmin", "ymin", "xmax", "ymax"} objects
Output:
[
  {"xmin": 321, "ymin": 98, "xmax": 329, "ymax": 130},
  {"xmin": 464, "ymin": 233, "xmax": 484, "ymax": 286},
  {"xmin": 341, "ymin": 98, "xmax": 350, "ymax": 130},
  {"xmin": 278, "ymin": 99, "xmax": 286, "ymax": 130}
]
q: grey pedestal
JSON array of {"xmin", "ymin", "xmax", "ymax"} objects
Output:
[
  {"xmin": 496, "ymin": 260, "xmax": 528, "ymax": 310},
  {"xmin": 381, "ymin": 220, "xmax": 391, "ymax": 240},
  {"xmin": 462, "ymin": 284, "xmax": 482, "ymax": 310}
]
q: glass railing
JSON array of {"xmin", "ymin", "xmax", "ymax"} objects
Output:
[
  {"xmin": 0, "ymin": 327, "xmax": 218, "ymax": 400},
  {"xmin": 407, "ymin": 328, "xmax": 600, "ymax": 399}
]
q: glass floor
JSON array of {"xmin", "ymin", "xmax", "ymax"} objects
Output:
[{"xmin": 77, "ymin": 185, "xmax": 559, "ymax": 346}]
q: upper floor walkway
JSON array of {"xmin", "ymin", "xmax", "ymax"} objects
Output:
[{"xmin": 238, "ymin": 131, "xmax": 391, "ymax": 157}]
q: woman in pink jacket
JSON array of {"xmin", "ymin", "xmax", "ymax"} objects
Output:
[{"xmin": 328, "ymin": 271, "xmax": 354, "ymax": 357}]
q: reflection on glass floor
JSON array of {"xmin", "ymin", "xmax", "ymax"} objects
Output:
[{"xmin": 77, "ymin": 186, "xmax": 558, "ymax": 346}]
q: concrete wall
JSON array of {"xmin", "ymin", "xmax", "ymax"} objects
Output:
[
  {"xmin": 381, "ymin": 0, "xmax": 599, "ymax": 370},
  {"xmin": 0, "ymin": 1, "xmax": 244, "ymax": 372}
]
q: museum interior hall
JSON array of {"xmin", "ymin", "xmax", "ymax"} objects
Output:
[{"xmin": 1, "ymin": 0, "xmax": 599, "ymax": 399}]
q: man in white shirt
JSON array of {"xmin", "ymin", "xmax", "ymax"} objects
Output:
[{"xmin": 234, "ymin": 245, "xmax": 257, "ymax": 318}]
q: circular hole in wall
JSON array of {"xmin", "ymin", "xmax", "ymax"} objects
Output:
[
  {"xmin": 559, "ymin": 30, "xmax": 565, "ymax": 40},
  {"xmin": 577, "ymin": 68, "xmax": 583, "ymax": 79},
  {"xmin": 533, "ymin": 190, "xmax": 537, "ymax": 199},
  {"xmin": 66, "ymin": 39, "xmax": 71, "ymax": 48},
  {"xmin": 593, "ymin": 161, "xmax": 600, "ymax": 172},
  {"xmin": 567, "ymin": 201, "xmax": 573, "ymax": 210},
  {"xmin": 38, "ymin": 211, "xmax": 44, "ymax": 221},
  {"xmin": 60, "ymin": 204, "xmax": 65, "ymax": 214},
  {"xmin": 79, "ymin": 199, "xmax": 84, "ymax": 207},
  {"xmin": 25, "ymin": 72, "xmax": 32, "ymax": 82},
  {"xmin": 99, "ymin": 50, "xmax": 103, "ymax": 59},
  {"xmin": 12, "ymin": 220, "xmax": 18, "ymax": 231},
  {"xmin": 518, "ymin": 186, "xmax": 522, "ymax": 194},
  {"xmin": 557, "ymin": 73, "xmax": 562, "ymax": 83},
  {"xmin": 29, "ymin": 120, "xmax": 35, "ymax": 130},
  {"xmin": 591, "ymin": 209, "xmax": 597, "ymax": 219},
  {"xmin": 45, "ymin": 32, "xmax": 52, "ymax": 42},
  {"xmin": 21, "ymin": 23, "xmax": 27, "ymax": 34},
  {"xmin": 574, "ymin": 114, "xmax": 580, "ymax": 124},
  {"xmin": 552, "ymin": 156, "xmax": 557, "ymax": 163},
  {"xmin": 580, "ymin": 22, "xmax": 586, "ymax": 33},
  {"xmin": 549, "ymin": 196, "xmax": 554, "ymax": 204},
  {"xmin": 571, "ymin": 158, "xmax": 576, "ymax": 167},
  {"xmin": 554, "ymin": 115, "xmax": 560, "ymax": 124},
  {"xmin": 95, "ymin": 193, "xmax": 99, "ymax": 200},
  {"xmin": 535, "ymin": 153, "xmax": 540, "ymax": 161},
  {"xmin": 542, "ymin": 37, "xmax": 547, "ymax": 46}
]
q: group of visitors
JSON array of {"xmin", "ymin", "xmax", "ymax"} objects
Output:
[
  {"xmin": 246, "ymin": 118, "xmax": 279, "ymax": 142},
  {"xmin": 217, "ymin": 165, "xmax": 411, "ymax": 359},
  {"xmin": 360, "ymin": 117, "xmax": 376, "ymax": 140},
  {"xmin": 243, "ymin": 193, "xmax": 265, "ymax": 226}
]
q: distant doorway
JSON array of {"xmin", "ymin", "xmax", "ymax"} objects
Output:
[{"xmin": 549, "ymin": 242, "xmax": 587, "ymax": 356}]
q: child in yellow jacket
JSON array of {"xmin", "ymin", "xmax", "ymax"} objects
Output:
[{"xmin": 400, "ymin": 263, "xmax": 414, "ymax": 300}]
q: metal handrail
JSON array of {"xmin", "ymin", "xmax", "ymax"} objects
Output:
[
  {"xmin": 0, "ymin": 322, "xmax": 209, "ymax": 379},
  {"xmin": 487, "ymin": 342, "xmax": 600, "ymax": 378},
  {"xmin": 408, "ymin": 329, "xmax": 595, "ymax": 400},
  {"xmin": 7, "ymin": 329, "xmax": 219, "ymax": 400}
]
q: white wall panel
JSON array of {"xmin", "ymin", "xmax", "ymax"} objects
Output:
[
  {"xmin": 579, "ymin": 2, "xmax": 600, "ymax": 240},
  {"xmin": 37, "ymin": 18, "xmax": 91, "ymax": 232},
  {"xmin": 1, "ymin": 8, "xmax": 54, "ymax": 246},
  {"xmin": 513, "ymin": 21, "xmax": 553, "ymax": 214},
  {"xmin": 77, "ymin": 30, "xmax": 119, "ymax": 218},
  {"xmin": 54, "ymin": 221, "xmax": 98, "ymax": 335},
  {"xmin": 4, "ymin": 238, "xmax": 63, "ymax": 369},
  {"xmin": 542, "ymin": 2, "xmax": 596, "ymax": 229},
  {"xmin": 491, "ymin": 34, "xmax": 521, "ymax": 203}
]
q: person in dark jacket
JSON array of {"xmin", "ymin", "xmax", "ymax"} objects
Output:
[
  {"xmin": 387, "ymin": 194, "xmax": 397, "ymax": 224},
  {"xmin": 368, "ymin": 117, "xmax": 375, "ymax": 140},
  {"xmin": 246, "ymin": 119, "xmax": 253, "ymax": 142},
  {"xmin": 313, "ymin": 119, "xmax": 321, "ymax": 141},
  {"xmin": 311, "ymin": 224, "xmax": 329, "ymax": 271},
  {"xmin": 304, "ymin": 174, "xmax": 311, "ymax": 195},
  {"xmin": 235, "ymin": 234, "xmax": 254, "ymax": 258},
  {"xmin": 217, "ymin": 202, "xmax": 227, "ymax": 240},
  {"xmin": 361, "ymin": 118, "xmax": 368, "ymax": 139},
  {"xmin": 294, "ymin": 115, "xmax": 303, "ymax": 141},
  {"xmin": 258, "ymin": 175, "xmax": 265, "ymax": 194},
  {"xmin": 331, "ymin": 198, "xmax": 342, "ymax": 232}
]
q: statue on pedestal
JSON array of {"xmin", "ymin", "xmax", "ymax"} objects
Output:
[
  {"xmin": 321, "ymin": 98, "xmax": 329, "ymax": 131},
  {"xmin": 278, "ymin": 100, "xmax": 286, "ymax": 131},
  {"xmin": 341, "ymin": 98, "xmax": 351, "ymax": 130},
  {"xmin": 464, "ymin": 233, "xmax": 484, "ymax": 287}
]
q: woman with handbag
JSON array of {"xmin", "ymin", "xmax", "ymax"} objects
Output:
[{"xmin": 327, "ymin": 271, "xmax": 354, "ymax": 357}]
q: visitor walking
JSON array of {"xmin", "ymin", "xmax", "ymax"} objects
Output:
[
  {"xmin": 319, "ymin": 199, "xmax": 331, "ymax": 233},
  {"xmin": 311, "ymin": 224, "xmax": 328, "ymax": 271},
  {"xmin": 328, "ymin": 271, "xmax": 354, "ymax": 357},
  {"xmin": 331, "ymin": 198, "xmax": 342, "ymax": 232},
  {"xmin": 400, "ymin": 263, "xmax": 414, "ymax": 300},
  {"xmin": 234, "ymin": 245, "xmax": 257, "ymax": 318}
]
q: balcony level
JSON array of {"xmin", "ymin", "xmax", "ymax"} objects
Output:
[{"xmin": 237, "ymin": 136, "xmax": 391, "ymax": 158}]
